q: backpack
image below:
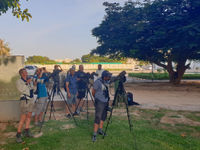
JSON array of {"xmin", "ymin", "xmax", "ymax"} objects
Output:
[{"xmin": 127, "ymin": 92, "xmax": 139, "ymax": 106}]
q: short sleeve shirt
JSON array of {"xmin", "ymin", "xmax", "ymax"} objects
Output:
[
  {"xmin": 37, "ymin": 74, "xmax": 48, "ymax": 98},
  {"xmin": 65, "ymin": 74, "xmax": 77, "ymax": 95},
  {"xmin": 93, "ymin": 79, "xmax": 108, "ymax": 103}
]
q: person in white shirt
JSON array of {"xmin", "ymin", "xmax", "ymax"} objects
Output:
[
  {"xmin": 95, "ymin": 64, "xmax": 104, "ymax": 81},
  {"xmin": 16, "ymin": 68, "xmax": 35, "ymax": 143}
]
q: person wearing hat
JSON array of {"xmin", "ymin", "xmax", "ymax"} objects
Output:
[
  {"xmin": 65, "ymin": 67, "xmax": 78, "ymax": 118},
  {"xmin": 92, "ymin": 70, "xmax": 112, "ymax": 142}
]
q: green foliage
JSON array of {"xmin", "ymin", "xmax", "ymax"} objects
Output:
[
  {"xmin": 70, "ymin": 58, "xmax": 82, "ymax": 64},
  {"xmin": 128, "ymin": 73, "xmax": 200, "ymax": 80},
  {"xmin": 81, "ymin": 54, "xmax": 126, "ymax": 63},
  {"xmin": 0, "ymin": 39, "xmax": 10, "ymax": 56},
  {"xmin": 26, "ymin": 55, "xmax": 56, "ymax": 64},
  {"xmin": 92, "ymin": 0, "xmax": 200, "ymax": 84},
  {"xmin": 0, "ymin": 0, "xmax": 32, "ymax": 22}
]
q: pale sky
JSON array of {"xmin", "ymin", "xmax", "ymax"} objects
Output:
[{"xmin": 0, "ymin": 0, "xmax": 126, "ymax": 60}]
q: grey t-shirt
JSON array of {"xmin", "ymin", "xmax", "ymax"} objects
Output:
[{"xmin": 93, "ymin": 79, "xmax": 108, "ymax": 103}]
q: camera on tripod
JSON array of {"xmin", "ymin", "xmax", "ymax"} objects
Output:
[{"xmin": 111, "ymin": 71, "xmax": 126, "ymax": 83}]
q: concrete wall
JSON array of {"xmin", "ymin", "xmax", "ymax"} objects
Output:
[
  {"xmin": 34, "ymin": 63, "xmax": 137, "ymax": 72},
  {"xmin": 0, "ymin": 56, "xmax": 24, "ymax": 122},
  {"xmin": 0, "ymin": 100, "xmax": 20, "ymax": 122},
  {"xmin": 0, "ymin": 56, "xmax": 24, "ymax": 82}
]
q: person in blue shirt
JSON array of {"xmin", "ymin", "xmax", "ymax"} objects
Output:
[
  {"xmin": 65, "ymin": 67, "xmax": 78, "ymax": 118},
  {"xmin": 34, "ymin": 68, "xmax": 49, "ymax": 126}
]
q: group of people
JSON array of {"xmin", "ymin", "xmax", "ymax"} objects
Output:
[
  {"xmin": 16, "ymin": 67, "xmax": 49, "ymax": 143},
  {"xmin": 15, "ymin": 64, "xmax": 112, "ymax": 143}
]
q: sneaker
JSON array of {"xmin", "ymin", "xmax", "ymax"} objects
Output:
[
  {"xmin": 24, "ymin": 129, "xmax": 34, "ymax": 138},
  {"xmin": 16, "ymin": 133, "xmax": 23, "ymax": 143},
  {"xmin": 65, "ymin": 114, "xmax": 71, "ymax": 119},
  {"xmin": 98, "ymin": 129, "xmax": 107, "ymax": 136},
  {"xmin": 92, "ymin": 135, "xmax": 96, "ymax": 142}
]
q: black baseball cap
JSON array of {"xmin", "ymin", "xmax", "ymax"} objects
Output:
[{"xmin": 102, "ymin": 70, "xmax": 112, "ymax": 78}]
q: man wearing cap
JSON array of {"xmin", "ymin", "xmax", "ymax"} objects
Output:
[
  {"xmin": 65, "ymin": 67, "xmax": 78, "ymax": 118},
  {"xmin": 92, "ymin": 70, "xmax": 112, "ymax": 142}
]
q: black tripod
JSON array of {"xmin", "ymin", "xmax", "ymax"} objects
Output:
[
  {"xmin": 75, "ymin": 84, "xmax": 95, "ymax": 121},
  {"xmin": 103, "ymin": 79, "xmax": 133, "ymax": 138},
  {"xmin": 39, "ymin": 82, "xmax": 77, "ymax": 132}
]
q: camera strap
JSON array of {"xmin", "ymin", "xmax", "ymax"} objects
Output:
[{"xmin": 99, "ymin": 79, "xmax": 110, "ymax": 102}]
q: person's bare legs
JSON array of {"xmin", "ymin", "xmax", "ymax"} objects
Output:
[
  {"xmin": 38, "ymin": 112, "xmax": 43, "ymax": 122},
  {"xmin": 99, "ymin": 120, "xmax": 104, "ymax": 129},
  {"xmin": 17, "ymin": 114, "xmax": 26, "ymax": 133},
  {"xmin": 25, "ymin": 112, "xmax": 32, "ymax": 129}
]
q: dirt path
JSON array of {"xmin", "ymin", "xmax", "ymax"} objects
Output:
[{"xmin": 125, "ymin": 81, "xmax": 200, "ymax": 111}]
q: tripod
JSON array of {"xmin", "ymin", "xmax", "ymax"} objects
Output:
[
  {"xmin": 103, "ymin": 79, "xmax": 133, "ymax": 138},
  {"xmin": 39, "ymin": 82, "xmax": 77, "ymax": 132},
  {"xmin": 75, "ymin": 84, "xmax": 95, "ymax": 121}
]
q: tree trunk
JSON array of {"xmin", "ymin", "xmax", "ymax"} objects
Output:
[
  {"xmin": 167, "ymin": 59, "xmax": 189, "ymax": 84},
  {"xmin": 154, "ymin": 57, "xmax": 190, "ymax": 84}
]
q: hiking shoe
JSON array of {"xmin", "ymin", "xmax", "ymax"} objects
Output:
[
  {"xmin": 24, "ymin": 129, "xmax": 34, "ymax": 138},
  {"xmin": 16, "ymin": 133, "xmax": 23, "ymax": 143},
  {"xmin": 65, "ymin": 114, "xmax": 71, "ymax": 119},
  {"xmin": 92, "ymin": 135, "xmax": 96, "ymax": 142},
  {"xmin": 98, "ymin": 129, "xmax": 107, "ymax": 136}
]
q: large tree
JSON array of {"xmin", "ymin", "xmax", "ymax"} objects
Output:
[
  {"xmin": 0, "ymin": 0, "xmax": 31, "ymax": 21},
  {"xmin": 92, "ymin": 0, "xmax": 200, "ymax": 84},
  {"xmin": 81, "ymin": 54, "xmax": 126, "ymax": 63}
]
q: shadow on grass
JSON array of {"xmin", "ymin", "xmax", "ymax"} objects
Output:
[{"xmin": 1, "ymin": 110, "xmax": 200, "ymax": 150}]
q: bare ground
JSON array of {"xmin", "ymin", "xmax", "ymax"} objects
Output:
[{"xmin": 124, "ymin": 81, "xmax": 200, "ymax": 111}]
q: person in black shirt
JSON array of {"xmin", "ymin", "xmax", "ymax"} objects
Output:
[
  {"xmin": 75, "ymin": 65, "xmax": 87, "ymax": 114},
  {"xmin": 51, "ymin": 65, "xmax": 63, "ymax": 85}
]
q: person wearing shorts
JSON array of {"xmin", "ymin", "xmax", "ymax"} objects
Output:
[
  {"xmin": 92, "ymin": 70, "xmax": 112, "ymax": 142},
  {"xmin": 65, "ymin": 68, "xmax": 77, "ymax": 118},
  {"xmin": 16, "ymin": 68, "xmax": 35, "ymax": 143},
  {"xmin": 34, "ymin": 68, "xmax": 48, "ymax": 126}
]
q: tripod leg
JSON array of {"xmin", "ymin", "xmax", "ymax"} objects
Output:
[
  {"xmin": 88, "ymin": 89, "xmax": 95, "ymax": 105},
  {"xmin": 49, "ymin": 90, "xmax": 56, "ymax": 120},
  {"xmin": 103, "ymin": 106, "xmax": 114, "ymax": 139},
  {"xmin": 59, "ymin": 90, "xmax": 78, "ymax": 126},
  {"xmin": 124, "ymin": 94, "xmax": 133, "ymax": 132},
  {"xmin": 39, "ymin": 97, "xmax": 51, "ymax": 132},
  {"xmin": 85, "ymin": 91, "xmax": 89, "ymax": 121}
]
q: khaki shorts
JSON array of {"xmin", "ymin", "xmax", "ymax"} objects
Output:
[
  {"xmin": 20, "ymin": 98, "xmax": 34, "ymax": 114},
  {"xmin": 34, "ymin": 97, "xmax": 48, "ymax": 115}
]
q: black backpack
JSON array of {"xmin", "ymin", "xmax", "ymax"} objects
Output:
[{"xmin": 127, "ymin": 92, "xmax": 139, "ymax": 106}]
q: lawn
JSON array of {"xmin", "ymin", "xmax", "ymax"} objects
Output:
[
  {"xmin": 128, "ymin": 73, "xmax": 200, "ymax": 80},
  {"xmin": 1, "ymin": 108, "xmax": 200, "ymax": 150}
]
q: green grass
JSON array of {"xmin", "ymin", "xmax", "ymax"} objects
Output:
[
  {"xmin": 1, "ymin": 108, "xmax": 200, "ymax": 150},
  {"xmin": 128, "ymin": 73, "xmax": 200, "ymax": 80}
]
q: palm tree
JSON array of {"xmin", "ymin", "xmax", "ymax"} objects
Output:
[{"xmin": 0, "ymin": 39, "xmax": 10, "ymax": 56}]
